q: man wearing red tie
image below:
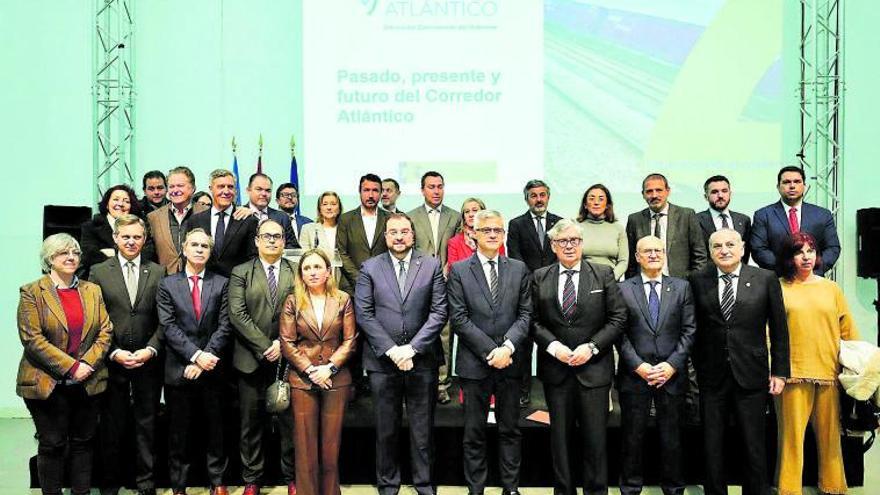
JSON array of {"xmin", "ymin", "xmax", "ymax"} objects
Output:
[
  {"xmin": 750, "ymin": 166, "xmax": 840, "ymax": 276},
  {"xmin": 157, "ymin": 228, "xmax": 232, "ymax": 495}
]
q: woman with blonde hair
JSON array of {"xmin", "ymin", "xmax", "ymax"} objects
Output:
[
  {"xmin": 280, "ymin": 248, "xmax": 357, "ymax": 495},
  {"xmin": 445, "ymin": 197, "xmax": 506, "ymax": 272}
]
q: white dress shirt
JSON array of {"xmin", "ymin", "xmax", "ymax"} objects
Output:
[
  {"xmin": 716, "ymin": 263, "xmax": 743, "ymax": 306},
  {"xmin": 210, "ymin": 205, "xmax": 235, "ymax": 238},
  {"xmin": 640, "ymin": 272, "xmax": 663, "ymax": 302},
  {"xmin": 710, "ymin": 207, "xmax": 733, "ymax": 231},
  {"xmin": 650, "ymin": 204, "xmax": 670, "ymax": 275},
  {"xmin": 780, "ymin": 200, "xmax": 803, "ymax": 230},
  {"xmin": 118, "ymin": 253, "xmax": 142, "ymax": 288},
  {"xmin": 361, "ymin": 207, "xmax": 378, "ymax": 248},
  {"xmin": 259, "ymin": 257, "xmax": 282, "ymax": 284},
  {"xmin": 389, "ymin": 250, "xmax": 413, "ymax": 279}
]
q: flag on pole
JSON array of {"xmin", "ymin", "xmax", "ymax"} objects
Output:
[
  {"xmin": 256, "ymin": 133, "xmax": 264, "ymax": 174},
  {"xmin": 231, "ymin": 137, "xmax": 242, "ymax": 205},
  {"xmin": 290, "ymin": 134, "xmax": 300, "ymax": 215}
]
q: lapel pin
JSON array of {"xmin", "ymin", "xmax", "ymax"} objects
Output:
[
  {"xmin": 746, "ymin": 282, "xmax": 751, "ymax": 287},
  {"xmin": 666, "ymin": 287, "xmax": 671, "ymax": 292}
]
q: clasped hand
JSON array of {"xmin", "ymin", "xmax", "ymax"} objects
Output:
[
  {"xmin": 486, "ymin": 346, "xmax": 513, "ymax": 369},
  {"xmin": 307, "ymin": 364, "xmax": 334, "ymax": 389},
  {"xmin": 635, "ymin": 362, "xmax": 676, "ymax": 387},
  {"xmin": 386, "ymin": 345, "xmax": 415, "ymax": 371},
  {"xmin": 552, "ymin": 344, "xmax": 594, "ymax": 367}
]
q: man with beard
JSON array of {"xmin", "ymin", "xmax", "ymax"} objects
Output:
[
  {"xmin": 275, "ymin": 182, "xmax": 313, "ymax": 242},
  {"xmin": 750, "ymin": 165, "xmax": 840, "ymax": 276},
  {"xmin": 696, "ymin": 175, "xmax": 752, "ymax": 264}
]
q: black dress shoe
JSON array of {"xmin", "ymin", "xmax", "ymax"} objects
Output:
[
  {"xmin": 138, "ymin": 489, "xmax": 157, "ymax": 495},
  {"xmin": 519, "ymin": 393, "xmax": 531, "ymax": 407}
]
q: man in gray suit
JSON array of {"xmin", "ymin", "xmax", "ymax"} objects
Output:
[
  {"xmin": 228, "ymin": 219, "xmax": 297, "ymax": 495},
  {"xmin": 617, "ymin": 235, "xmax": 695, "ymax": 495},
  {"xmin": 337, "ymin": 173, "xmax": 389, "ymax": 395},
  {"xmin": 625, "ymin": 173, "xmax": 707, "ymax": 279},
  {"xmin": 90, "ymin": 214, "xmax": 164, "ymax": 495},
  {"xmin": 408, "ymin": 171, "xmax": 460, "ymax": 403},
  {"xmin": 355, "ymin": 213, "xmax": 447, "ymax": 495},
  {"xmin": 448, "ymin": 210, "xmax": 531, "ymax": 495},
  {"xmin": 696, "ymin": 175, "xmax": 751, "ymax": 264}
]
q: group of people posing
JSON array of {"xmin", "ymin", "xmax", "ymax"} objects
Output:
[{"xmin": 17, "ymin": 165, "xmax": 858, "ymax": 495}]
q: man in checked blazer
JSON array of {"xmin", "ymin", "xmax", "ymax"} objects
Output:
[
  {"xmin": 448, "ymin": 209, "xmax": 531, "ymax": 495},
  {"xmin": 89, "ymin": 214, "xmax": 165, "ymax": 495},
  {"xmin": 228, "ymin": 219, "xmax": 297, "ymax": 495}
]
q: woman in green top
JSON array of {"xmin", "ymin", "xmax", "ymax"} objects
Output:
[{"xmin": 577, "ymin": 184, "xmax": 628, "ymax": 280}]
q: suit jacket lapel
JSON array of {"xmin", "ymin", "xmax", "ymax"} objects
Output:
[
  {"xmin": 217, "ymin": 217, "xmax": 245, "ymax": 257},
  {"xmin": 156, "ymin": 207, "xmax": 175, "ymax": 256},
  {"xmin": 134, "ymin": 263, "xmax": 153, "ymax": 310},
  {"xmin": 402, "ymin": 253, "xmax": 424, "ymax": 302},
  {"xmin": 40, "ymin": 278, "xmax": 68, "ymax": 332},
  {"xmin": 79, "ymin": 285, "xmax": 96, "ymax": 345},
  {"xmin": 371, "ymin": 210, "xmax": 387, "ymax": 251},
  {"xmin": 468, "ymin": 256, "xmax": 494, "ymax": 307},
  {"xmin": 730, "ymin": 266, "xmax": 753, "ymax": 322},
  {"xmin": 199, "ymin": 273, "xmax": 213, "ymax": 324},
  {"xmin": 572, "ymin": 260, "xmax": 594, "ymax": 319},
  {"xmin": 699, "ymin": 211, "xmax": 715, "ymax": 237},
  {"xmin": 655, "ymin": 275, "xmax": 675, "ymax": 332},
  {"xmin": 771, "ymin": 203, "xmax": 792, "ymax": 234},
  {"xmin": 381, "ymin": 254, "xmax": 404, "ymax": 304},
  {"xmin": 413, "ymin": 208, "xmax": 436, "ymax": 254},
  {"xmin": 665, "ymin": 205, "xmax": 679, "ymax": 249},
  {"xmin": 495, "ymin": 257, "xmax": 511, "ymax": 305},
  {"xmin": 319, "ymin": 295, "xmax": 339, "ymax": 338},
  {"xmin": 105, "ymin": 257, "xmax": 134, "ymax": 310},
  {"xmin": 352, "ymin": 213, "xmax": 370, "ymax": 250},
  {"xmin": 629, "ymin": 277, "xmax": 655, "ymax": 332},
  {"xmin": 300, "ymin": 302, "xmax": 322, "ymax": 340},
  {"xmin": 278, "ymin": 260, "xmax": 295, "ymax": 306}
]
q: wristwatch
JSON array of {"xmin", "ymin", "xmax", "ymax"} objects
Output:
[
  {"xmin": 586, "ymin": 342, "xmax": 599, "ymax": 356},
  {"xmin": 328, "ymin": 363, "xmax": 339, "ymax": 375}
]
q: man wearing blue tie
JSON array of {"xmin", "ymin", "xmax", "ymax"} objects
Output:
[{"xmin": 616, "ymin": 235, "xmax": 695, "ymax": 495}]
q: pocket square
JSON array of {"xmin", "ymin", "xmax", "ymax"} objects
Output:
[{"xmin": 590, "ymin": 289, "xmax": 604, "ymax": 293}]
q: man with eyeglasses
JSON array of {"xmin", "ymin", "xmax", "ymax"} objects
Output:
[
  {"xmin": 531, "ymin": 218, "xmax": 626, "ymax": 495},
  {"xmin": 275, "ymin": 182, "xmax": 313, "ymax": 242},
  {"xmin": 245, "ymin": 173, "xmax": 300, "ymax": 249},
  {"xmin": 617, "ymin": 235, "xmax": 695, "ymax": 495},
  {"xmin": 355, "ymin": 212, "xmax": 447, "ymax": 495},
  {"xmin": 228, "ymin": 219, "xmax": 297, "ymax": 495},
  {"xmin": 448, "ymin": 210, "xmax": 531, "ymax": 495},
  {"xmin": 688, "ymin": 229, "xmax": 789, "ymax": 495}
]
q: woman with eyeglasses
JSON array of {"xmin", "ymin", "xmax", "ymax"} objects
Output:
[
  {"xmin": 279, "ymin": 248, "xmax": 357, "ymax": 495},
  {"xmin": 80, "ymin": 184, "xmax": 145, "ymax": 280},
  {"xmin": 446, "ymin": 197, "xmax": 506, "ymax": 273},
  {"xmin": 775, "ymin": 232, "xmax": 859, "ymax": 495},
  {"xmin": 577, "ymin": 184, "xmax": 628, "ymax": 280},
  {"xmin": 17, "ymin": 233, "xmax": 113, "ymax": 495}
]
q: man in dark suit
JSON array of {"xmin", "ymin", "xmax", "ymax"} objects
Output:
[
  {"xmin": 91, "ymin": 215, "xmax": 165, "ymax": 495},
  {"xmin": 140, "ymin": 170, "xmax": 169, "ymax": 214},
  {"xmin": 617, "ymin": 235, "xmax": 695, "ymax": 495},
  {"xmin": 625, "ymin": 173, "xmax": 707, "ymax": 279},
  {"xmin": 381, "ymin": 178, "xmax": 402, "ymax": 213},
  {"xmin": 275, "ymin": 182, "xmax": 313, "ymax": 242},
  {"xmin": 337, "ymin": 173, "xmax": 389, "ymax": 394},
  {"xmin": 697, "ymin": 175, "xmax": 752, "ymax": 265},
  {"xmin": 688, "ymin": 229, "xmax": 789, "ymax": 495},
  {"xmin": 184, "ymin": 168, "xmax": 258, "ymax": 277},
  {"xmin": 507, "ymin": 179, "xmax": 562, "ymax": 407},
  {"xmin": 531, "ymin": 219, "xmax": 627, "ymax": 495},
  {"xmin": 228, "ymin": 219, "xmax": 297, "ymax": 495},
  {"xmin": 355, "ymin": 213, "xmax": 447, "ymax": 495},
  {"xmin": 244, "ymin": 173, "xmax": 300, "ymax": 249},
  {"xmin": 448, "ymin": 210, "xmax": 531, "ymax": 495},
  {"xmin": 751, "ymin": 165, "xmax": 840, "ymax": 275},
  {"xmin": 157, "ymin": 228, "xmax": 233, "ymax": 495},
  {"xmin": 146, "ymin": 166, "xmax": 209, "ymax": 274}
]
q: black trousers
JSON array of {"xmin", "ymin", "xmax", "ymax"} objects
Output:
[
  {"xmin": 700, "ymin": 372, "xmax": 770, "ymax": 495},
  {"xmin": 238, "ymin": 362, "xmax": 295, "ymax": 484},
  {"xmin": 99, "ymin": 361, "xmax": 162, "ymax": 491},
  {"xmin": 518, "ymin": 338, "xmax": 534, "ymax": 400},
  {"xmin": 369, "ymin": 368, "xmax": 439, "ymax": 495},
  {"xmin": 619, "ymin": 389, "xmax": 685, "ymax": 495},
  {"xmin": 166, "ymin": 377, "xmax": 227, "ymax": 490},
  {"xmin": 460, "ymin": 374, "xmax": 521, "ymax": 495},
  {"xmin": 25, "ymin": 384, "xmax": 100, "ymax": 495},
  {"xmin": 544, "ymin": 377, "xmax": 609, "ymax": 495}
]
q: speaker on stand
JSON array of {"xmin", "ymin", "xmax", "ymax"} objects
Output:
[{"xmin": 856, "ymin": 208, "xmax": 880, "ymax": 345}]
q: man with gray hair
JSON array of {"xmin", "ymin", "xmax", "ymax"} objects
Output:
[
  {"xmin": 506, "ymin": 179, "xmax": 562, "ymax": 406},
  {"xmin": 184, "ymin": 169, "xmax": 258, "ymax": 277},
  {"xmin": 448, "ymin": 209, "xmax": 531, "ymax": 495},
  {"xmin": 531, "ymin": 218, "xmax": 626, "ymax": 495}
]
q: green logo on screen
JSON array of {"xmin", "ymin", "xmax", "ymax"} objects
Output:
[{"xmin": 360, "ymin": 0, "xmax": 379, "ymax": 15}]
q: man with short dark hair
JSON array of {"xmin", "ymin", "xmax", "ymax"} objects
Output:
[
  {"xmin": 408, "ymin": 171, "xmax": 459, "ymax": 403},
  {"xmin": 750, "ymin": 165, "xmax": 840, "ymax": 275},
  {"xmin": 141, "ymin": 170, "xmax": 169, "ymax": 214},
  {"xmin": 244, "ymin": 173, "xmax": 299, "ymax": 249},
  {"xmin": 275, "ymin": 182, "xmax": 313, "ymax": 241},
  {"xmin": 507, "ymin": 179, "xmax": 562, "ymax": 406},
  {"xmin": 625, "ymin": 173, "xmax": 707, "ymax": 279},
  {"xmin": 355, "ymin": 212, "xmax": 447, "ymax": 495},
  {"xmin": 381, "ymin": 178, "xmax": 402, "ymax": 213},
  {"xmin": 697, "ymin": 175, "xmax": 752, "ymax": 264},
  {"xmin": 91, "ymin": 215, "xmax": 165, "ymax": 495},
  {"xmin": 228, "ymin": 219, "xmax": 297, "ymax": 495}
]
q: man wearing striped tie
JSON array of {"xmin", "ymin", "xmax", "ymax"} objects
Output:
[
  {"xmin": 688, "ymin": 229, "xmax": 790, "ymax": 495},
  {"xmin": 228, "ymin": 219, "xmax": 297, "ymax": 495},
  {"xmin": 530, "ymin": 218, "xmax": 627, "ymax": 495}
]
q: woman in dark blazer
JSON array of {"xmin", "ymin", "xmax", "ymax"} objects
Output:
[
  {"xmin": 80, "ymin": 184, "xmax": 144, "ymax": 279},
  {"xmin": 280, "ymin": 248, "xmax": 357, "ymax": 495},
  {"xmin": 17, "ymin": 233, "xmax": 113, "ymax": 495}
]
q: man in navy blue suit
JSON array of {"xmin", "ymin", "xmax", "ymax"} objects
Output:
[
  {"xmin": 275, "ymin": 182, "xmax": 313, "ymax": 243},
  {"xmin": 751, "ymin": 166, "xmax": 840, "ymax": 275},
  {"xmin": 244, "ymin": 173, "xmax": 300, "ymax": 249},
  {"xmin": 157, "ymin": 228, "xmax": 232, "ymax": 495}
]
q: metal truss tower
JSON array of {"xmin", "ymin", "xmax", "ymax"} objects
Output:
[
  {"xmin": 92, "ymin": 0, "xmax": 135, "ymax": 203},
  {"xmin": 798, "ymin": 0, "xmax": 844, "ymax": 278}
]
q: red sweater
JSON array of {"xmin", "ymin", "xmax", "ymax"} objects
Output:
[{"xmin": 57, "ymin": 287, "xmax": 84, "ymax": 375}]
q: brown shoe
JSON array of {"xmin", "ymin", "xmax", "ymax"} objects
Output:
[
  {"xmin": 243, "ymin": 484, "xmax": 260, "ymax": 495},
  {"xmin": 288, "ymin": 481, "xmax": 297, "ymax": 495},
  {"xmin": 211, "ymin": 486, "xmax": 229, "ymax": 495}
]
